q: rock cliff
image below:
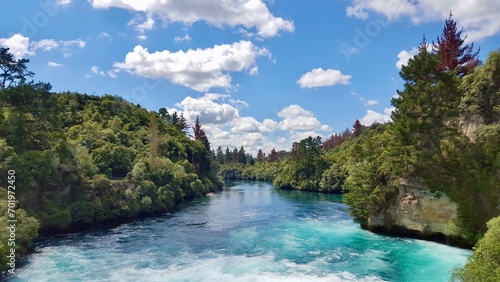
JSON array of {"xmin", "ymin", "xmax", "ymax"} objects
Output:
[{"xmin": 364, "ymin": 179, "xmax": 471, "ymax": 248}]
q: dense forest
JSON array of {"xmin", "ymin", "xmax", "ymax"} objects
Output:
[
  {"xmin": 217, "ymin": 16, "xmax": 500, "ymax": 280},
  {"xmin": 0, "ymin": 48, "xmax": 223, "ymax": 271}
]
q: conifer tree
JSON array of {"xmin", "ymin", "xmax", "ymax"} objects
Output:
[
  {"xmin": 257, "ymin": 149, "xmax": 265, "ymax": 162},
  {"xmin": 237, "ymin": 146, "xmax": 247, "ymax": 164},
  {"xmin": 225, "ymin": 147, "xmax": 232, "ymax": 163},
  {"xmin": 268, "ymin": 148, "xmax": 278, "ymax": 162},
  {"xmin": 352, "ymin": 119, "xmax": 362, "ymax": 138},
  {"xmin": 433, "ymin": 13, "xmax": 480, "ymax": 77},
  {"xmin": 216, "ymin": 146, "xmax": 224, "ymax": 163},
  {"xmin": 0, "ymin": 47, "xmax": 34, "ymax": 90},
  {"xmin": 192, "ymin": 116, "xmax": 210, "ymax": 151},
  {"xmin": 231, "ymin": 148, "xmax": 238, "ymax": 163}
]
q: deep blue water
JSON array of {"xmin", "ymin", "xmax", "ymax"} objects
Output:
[{"xmin": 10, "ymin": 181, "xmax": 470, "ymax": 281}]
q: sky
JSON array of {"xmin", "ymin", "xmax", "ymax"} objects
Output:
[{"xmin": 1, "ymin": 0, "xmax": 499, "ymax": 155}]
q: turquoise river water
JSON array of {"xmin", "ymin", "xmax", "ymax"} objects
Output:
[{"xmin": 10, "ymin": 181, "xmax": 471, "ymax": 281}]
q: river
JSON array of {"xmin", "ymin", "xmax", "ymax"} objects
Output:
[{"xmin": 10, "ymin": 181, "xmax": 471, "ymax": 281}]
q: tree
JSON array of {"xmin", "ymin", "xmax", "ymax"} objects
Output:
[
  {"xmin": 192, "ymin": 116, "xmax": 210, "ymax": 151},
  {"xmin": 237, "ymin": 146, "xmax": 247, "ymax": 164},
  {"xmin": 257, "ymin": 149, "xmax": 265, "ymax": 162},
  {"xmin": 0, "ymin": 47, "xmax": 34, "ymax": 90},
  {"xmin": 247, "ymin": 154, "xmax": 255, "ymax": 165},
  {"xmin": 323, "ymin": 128, "xmax": 352, "ymax": 150},
  {"xmin": 459, "ymin": 50, "xmax": 500, "ymax": 123},
  {"xmin": 433, "ymin": 13, "xmax": 480, "ymax": 77},
  {"xmin": 231, "ymin": 148, "xmax": 238, "ymax": 163},
  {"xmin": 176, "ymin": 113, "xmax": 189, "ymax": 134},
  {"xmin": 274, "ymin": 136, "xmax": 327, "ymax": 190},
  {"xmin": 352, "ymin": 119, "xmax": 362, "ymax": 138},
  {"xmin": 171, "ymin": 112, "xmax": 179, "ymax": 125},
  {"xmin": 391, "ymin": 42, "xmax": 460, "ymax": 157},
  {"xmin": 216, "ymin": 146, "xmax": 224, "ymax": 163},
  {"xmin": 268, "ymin": 148, "xmax": 278, "ymax": 162},
  {"xmin": 148, "ymin": 114, "xmax": 160, "ymax": 170},
  {"xmin": 158, "ymin": 108, "xmax": 172, "ymax": 123},
  {"xmin": 225, "ymin": 147, "xmax": 232, "ymax": 163},
  {"xmin": 451, "ymin": 216, "xmax": 500, "ymax": 282}
]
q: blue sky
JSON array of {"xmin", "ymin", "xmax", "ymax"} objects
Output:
[{"xmin": 1, "ymin": 0, "xmax": 499, "ymax": 154}]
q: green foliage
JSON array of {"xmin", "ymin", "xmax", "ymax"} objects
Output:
[
  {"xmin": 0, "ymin": 189, "xmax": 40, "ymax": 259},
  {"xmin": 451, "ymin": 216, "xmax": 500, "ymax": 282},
  {"xmin": 459, "ymin": 50, "xmax": 500, "ymax": 123},
  {"xmin": 0, "ymin": 47, "xmax": 34, "ymax": 90},
  {"xmin": 342, "ymin": 126, "xmax": 399, "ymax": 225},
  {"xmin": 92, "ymin": 143, "xmax": 136, "ymax": 178},
  {"xmin": 0, "ymin": 70, "xmax": 222, "ymax": 237},
  {"xmin": 319, "ymin": 165, "xmax": 346, "ymax": 193},
  {"xmin": 273, "ymin": 136, "xmax": 328, "ymax": 190}
]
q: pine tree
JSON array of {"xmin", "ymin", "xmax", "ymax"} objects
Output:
[
  {"xmin": 216, "ymin": 146, "xmax": 224, "ymax": 163},
  {"xmin": 225, "ymin": 147, "xmax": 232, "ymax": 163},
  {"xmin": 231, "ymin": 148, "xmax": 238, "ymax": 163},
  {"xmin": 268, "ymin": 148, "xmax": 278, "ymax": 162},
  {"xmin": 192, "ymin": 116, "xmax": 210, "ymax": 150},
  {"xmin": 0, "ymin": 47, "xmax": 34, "ymax": 90},
  {"xmin": 158, "ymin": 108, "xmax": 172, "ymax": 123},
  {"xmin": 257, "ymin": 149, "xmax": 265, "ymax": 162},
  {"xmin": 176, "ymin": 113, "xmax": 190, "ymax": 134},
  {"xmin": 237, "ymin": 146, "xmax": 247, "ymax": 164},
  {"xmin": 352, "ymin": 119, "xmax": 362, "ymax": 138},
  {"xmin": 433, "ymin": 12, "xmax": 480, "ymax": 77}
]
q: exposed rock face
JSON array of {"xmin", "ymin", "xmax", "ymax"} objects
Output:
[
  {"xmin": 365, "ymin": 180, "xmax": 470, "ymax": 247},
  {"xmin": 449, "ymin": 115, "xmax": 483, "ymax": 141}
]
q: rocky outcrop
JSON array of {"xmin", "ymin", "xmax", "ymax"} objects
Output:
[
  {"xmin": 365, "ymin": 179, "xmax": 471, "ymax": 248},
  {"xmin": 455, "ymin": 115, "xmax": 483, "ymax": 141}
]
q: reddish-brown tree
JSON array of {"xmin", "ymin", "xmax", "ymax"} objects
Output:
[
  {"xmin": 433, "ymin": 13, "xmax": 480, "ymax": 76},
  {"xmin": 268, "ymin": 148, "xmax": 278, "ymax": 162},
  {"xmin": 192, "ymin": 116, "xmax": 210, "ymax": 150},
  {"xmin": 323, "ymin": 128, "xmax": 352, "ymax": 150}
]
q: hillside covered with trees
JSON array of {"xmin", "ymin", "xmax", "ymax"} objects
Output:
[
  {"xmin": 217, "ymin": 15, "xmax": 500, "ymax": 270},
  {"xmin": 0, "ymin": 47, "xmax": 223, "ymax": 271}
]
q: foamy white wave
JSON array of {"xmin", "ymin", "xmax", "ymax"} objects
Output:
[{"xmin": 106, "ymin": 254, "xmax": 385, "ymax": 282}]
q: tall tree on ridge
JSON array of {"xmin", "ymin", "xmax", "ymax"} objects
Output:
[
  {"xmin": 176, "ymin": 112, "xmax": 189, "ymax": 134},
  {"xmin": 237, "ymin": 146, "xmax": 247, "ymax": 164},
  {"xmin": 193, "ymin": 116, "xmax": 210, "ymax": 151},
  {"xmin": 352, "ymin": 119, "xmax": 362, "ymax": 138},
  {"xmin": 433, "ymin": 12, "xmax": 480, "ymax": 77},
  {"xmin": 0, "ymin": 47, "xmax": 34, "ymax": 90},
  {"xmin": 257, "ymin": 149, "xmax": 265, "ymax": 162},
  {"xmin": 268, "ymin": 148, "xmax": 278, "ymax": 162}
]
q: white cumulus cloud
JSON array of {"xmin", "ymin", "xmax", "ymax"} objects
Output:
[
  {"xmin": 231, "ymin": 117, "xmax": 279, "ymax": 133},
  {"xmin": 346, "ymin": 0, "xmax": 500, "ymax": 41},
  {"xmin": 89, "ymin": 0, "xmax": 294, "ymax": 38},
  {"xmin": 297, "ymin": 68, "xmax": 351, "ymax": 89},
  {"xmin": 114, "ymin": 40, "xmax": 270, "ymax": 92},
  {"xmin": 278, "ymin": 105, "xmax": 331, "ymax": 131},
  {"xmin": 174, "ymin": 94, "xmax": 240, "ymax": 125},
  {"xmin": 396, "ymin": 47, "xmax": 419, "ymax": 69},
  {"xmin": 360, "ymin": 107, "xmax": 395, "ymax": 126},
  {"xmin": 0, "ymin": 34, "xmax": 33, "ymax": 58}
]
